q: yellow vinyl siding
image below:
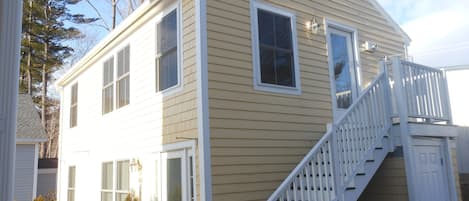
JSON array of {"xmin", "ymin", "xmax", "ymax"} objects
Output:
[
  {"xmin": 206, "ymin": 0, "xmax": 407, "ymax": 200},
  {"xmin": 358, "ymin": 156, "xmax": 409, "ymax": 201}
]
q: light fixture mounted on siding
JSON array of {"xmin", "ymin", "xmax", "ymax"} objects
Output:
[
  {"xmin": 362, "ymin": 41, "xmax": 378, "ymax": 53},
  {"xmin": 306, "ymin": 16, "xmax": 321, "ymax": 34}
]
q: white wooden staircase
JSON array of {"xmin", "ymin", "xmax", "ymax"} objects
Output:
[{"xmin": 267, "ymin": 58, "xmax": 454, "ymax": 201}]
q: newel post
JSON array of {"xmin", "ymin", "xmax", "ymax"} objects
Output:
[
  {"xmin": 391, "ymin": 57, "xmax": 418, "ymax": 201},
  {"xmin": 329, "ymin": 123, "xmax": 343, "ymax": 201},
  {"xmin": 379, "ymin": 59, "xmax": 394, "ymax": 150}
]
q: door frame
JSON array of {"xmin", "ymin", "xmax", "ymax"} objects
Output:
[
  {"xmin": 409, "ymin": 137, "xmax": 458, "ymax": 201},
  {"xmin": 325, "ymin": 20, "xmax": 362, "ymax": 121}
]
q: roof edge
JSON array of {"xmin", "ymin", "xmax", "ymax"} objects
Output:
[
  {"xmin": 55, "ymin": 0, "xmax": 161, "ymax": 88},
  {"xmin": 368, "ymin": 0, "xmax": 412, "ymax": 45}
]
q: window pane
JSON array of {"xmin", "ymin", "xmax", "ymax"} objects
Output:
[
  {"xmin": 102, "ymin": 86, "xmax": 114, "ymax": 114},
  {"xmin": 101, "ymin": 162, "xmax": 113, "ymax": 190},
  {"xmin": 68, "ymin": 166, "xmax": 76, "ymax": 188},
  {"xmin": 166, "ymin": 10, "xmax": 177, "ymax": 51},
  {"xmin": 116, "ymin": 193, "xmax": 128, "ymax": 201},
  {"xmin": 276, "ymin": 50, "xmax": 294, "ymax": 86},
  {"xmin": 118, "ymin": 46, "xmax": 130, "ymax": 77},
  {"xmin": 71, "ymin": 84, "xmax": 78, "ymax": 104},
  {"xmin": 117, "ymin": 76, "xmax": 129, "ymax": 108},
  {"xmin": 103, "ymin": 58, "xmax": 114, "ymax": 86},
  {"xmin": 260, "ymin": 47, "xmax": 275, "ymax": 84},
  {"xmin": 117, "ymin": 161, "xmax": 129, "ymax": 191},
  {"xmin": 101, "ymin": 192, "xmax": 112, "ymax": 201},
  {"xmin": 67, "ymin": 190, "xmax": 75, "ymax": 201},
  {"xmin": 118, "ymin": 50, "xmax": 124, "ymax": 77},
  {"xmin": 257, "ymin": 10, "xmax": 274, "ymax": 46},
  {"xmin": 257, "ymin": 9, "xmax": 296, "ymax": 87},
  {"xmin": 167, "ymin": 158, "xmax": 182, "ymax": 201},
  {"xmin": 70, "ymin": 106, "xmax": 77, "ymax": 128},
  {"xmin": 275, "ymin": 15, "xmax": 292, "ymax": 50},
  {"xmin": 331, "ymin": 33, "xmax": 352, "ymax": 109},
  {"xmin": 158, "ymin": 49, "xmax": 178, "ymax": 91}
]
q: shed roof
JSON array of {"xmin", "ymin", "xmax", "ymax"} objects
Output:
[{"xmin": 17, "ymin": 94, "xmax": 47, "ymax": 142}]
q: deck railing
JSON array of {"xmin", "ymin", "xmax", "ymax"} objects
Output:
[
  {"xmin": 267, "ymin": 72, "xmax": 393, "ymax": 201},
  {"xmin": 267, "ymin": 57, "xmax": 452, "ymax": 201},
  {"xmin": 390, "ymin": 58, "xmax": 452, "ymax": 122}
]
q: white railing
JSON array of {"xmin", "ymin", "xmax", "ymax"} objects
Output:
[
  {"xmin": 391, "ymin": 59, "xmax": 452, "ymax": 122},
  {"xmin": 267, "ymin": 72, "xmax": 392, "ymax": 201}
]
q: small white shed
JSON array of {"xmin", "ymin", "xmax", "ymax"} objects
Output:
[{"xmin": 15, "ymin": 94, "xmax": 47, "ymax": 201}]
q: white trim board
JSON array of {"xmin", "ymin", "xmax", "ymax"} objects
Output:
[{"xmin": 195, "ymin": 0, "xmax": 212, "ymax": 200}]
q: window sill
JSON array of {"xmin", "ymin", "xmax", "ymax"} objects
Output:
[
  {"xmin": 156, "ymin": 83, "xmax": 183, "ymax": 97},
  {"xmin": 254, "ymin": 82, "xmax": 301, "ymax": 95}
]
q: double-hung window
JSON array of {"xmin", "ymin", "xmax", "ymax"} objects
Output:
[
  {"xmin": 102, "ymin": 58, "xmax": 114, "ymax": 114},
  {"xmin": 70, "ymin": 83, "xmax": 78, "ymax": 128},
  {"xmin": 156, "ymin": 9, "xmax": 179, "ymax": 92},
  {"xmin": 102, "ymin": 45, "xmax": 131, "ymax": 114},
  {"xmin": 101, "ymin": 161, "xmax": 130, "ymax": 201},
  {"xmin": 252, "ymin": 2, "xmax": 300, "ymax": 94},
  {"xmin": 68, "ymin": 166, "xmax": 76, "ymax": 201}
]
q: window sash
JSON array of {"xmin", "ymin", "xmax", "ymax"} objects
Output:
[
  {"xmin": 116, "ymin": 75, "xmax": 130, "ymax": 108},
  {"xmin": 256, "ymin": 8, "xmax": 296, "ymax": 87},
  {"xmin": 156, "ymin": 9, "xmax": 179, "ymax": 92},
  {"xmin": 102, "ymin": 86, "xmax": 114, "ymax": 114},
  {"xmin": 70, "ymin": 84, "xmax": 78, "ymax": 128},
  {"xmin": 103, "ymin": 57, "xmax": 115, "ymax": 114}
]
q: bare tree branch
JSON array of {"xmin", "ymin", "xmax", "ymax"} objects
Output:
[{"xmin": 84, "ymin": 0, "xmax": 111, "ymax": 31}]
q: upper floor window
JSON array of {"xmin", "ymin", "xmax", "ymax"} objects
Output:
[
  {"xmin": 156, "ymin": 8, "xmax": 180, "ymax": 92},
  {"xmin": 102, "ymin": 45, "xmax": 130, "ymax": 115},
  {"xmin": 117, "ymin": 46, "xmax": 130, "ymax": 108},
  {"xmin": 70, "ymin": 83, "xmax": 78, "ymax": 128},
  {"xmin": 251, "ymin": 2, "xmax": 301, "ymax": 94}
]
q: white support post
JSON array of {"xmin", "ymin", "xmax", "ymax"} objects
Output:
[
  {"xmin": 329, "ymin": 124, "xmax": 343, "ymax": 201},
  {"xmin": 379, "ymin": 59, "xmax": 394, "ymax": 151},
  {"xmin": 0, "ymin": 1, "xmax": 23, "ymax": 201},
  {"xmin": 391, "ymin": 57, "xmax": 417, "ymax": 201},
  {"xmin": 441, "ymin": 70, "xmax": 453, "ymax": 124},
  {"xmin": 444, "ymin": 137, "xmax": 459, "ymax": 201}
]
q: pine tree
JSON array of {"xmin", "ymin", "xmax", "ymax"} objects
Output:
[{"xmin": 20, "ymin": 0, "xmax": 98, "ymax": 158}]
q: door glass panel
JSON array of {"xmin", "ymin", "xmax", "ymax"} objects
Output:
[
  {"xmin": 331, "ymin": 33, "xmax": 352, "ymax": 109},
  {"xmin": 167, "ymin": 158, "xmax": 182, "ymax": 201}
]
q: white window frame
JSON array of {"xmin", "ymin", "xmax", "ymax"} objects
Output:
[
  {"xmin": 155, "ymin": 2, "xmax": 184, "ymax": 96},
  {"xmin": 100, "ymin": 160, "xmax": 131, "ymax": 201},
  {"xmin": 250, "ymin": 0, "xmax": 301, "ymax": 95},
  {"xmin": 102, "ymin": 44, "xmax": 131, "ymax": 115}
]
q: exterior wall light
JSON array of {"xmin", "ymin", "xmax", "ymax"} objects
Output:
[
  {"xmin": 362, "ymin": 41, "xmax": 378, "ymax": 53},
  {"xmin": 306, "ymin": 16, "xmax": 321, "ymax": 34}
]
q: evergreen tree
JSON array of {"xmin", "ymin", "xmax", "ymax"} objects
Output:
[{"xmin": 20, "ymin": 0, "xmax": 98, "ymax": 158}]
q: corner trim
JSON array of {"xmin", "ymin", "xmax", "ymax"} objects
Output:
[
  {"xmin": 32, "ymin": 143, "xmax": 39, "ymax": 198},
  {"xmin": 195, "ymin": 0, "xmax": 212, "ymax": 201}
]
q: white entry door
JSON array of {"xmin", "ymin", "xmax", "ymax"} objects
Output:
[
  {"xmin": 413, "ymin": 139, "xmax": 451, "ymax": 201},
  {"xmin": 326, "ymin": 25, "xmax": 360, "ymax": 121}
]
